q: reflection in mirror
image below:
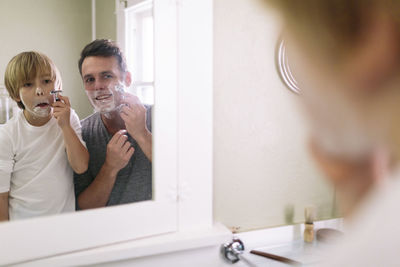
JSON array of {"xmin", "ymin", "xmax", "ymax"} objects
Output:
[
  {"xmin": 0, "ymin": 0, "xmax": 154, "ymax": 223},
  {"xmin": 0, "ymin": 86, "xmax": 18, "ymax": 124},
  {"xmin": 75, "ymin": 39, "xmax": 153, "ymax": 210},
  {"xmin": 125, "ymin": 0, "xmax": 155, "ymax": 105},
  {"xmin": 275, "ymin": 38, "xmax": 301, "ymax": 94}
]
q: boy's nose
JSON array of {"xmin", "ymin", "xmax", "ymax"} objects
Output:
[{"xmin": 35, "ymin": 87, "xmax": 44, "ymax": 96}]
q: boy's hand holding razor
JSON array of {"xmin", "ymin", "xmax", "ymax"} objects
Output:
[{"xmin": 52, "ymin": 94, "xmax": 71, "ymax": 129}]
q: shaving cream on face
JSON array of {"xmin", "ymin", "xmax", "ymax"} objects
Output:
[
  {"xmin": 86, "ymin": 83, "xmax": 126, "ymax": 115},
  {"xmin": 20, "ymin": 94, "xmax": 54, "ymax": 118},
  {"xmin": 303, "ymin": 87, "xmax": 379, "ymax": 161}
]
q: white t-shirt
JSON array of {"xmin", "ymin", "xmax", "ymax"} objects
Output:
[
  {"xmin": 0, "ymin": 109, "xmax": 85, "ymax": 220},
  {"xmin": 320, "ymin": 170, "xmax": 400, "ymax": 267}
]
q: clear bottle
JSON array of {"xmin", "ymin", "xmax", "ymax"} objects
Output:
[{"xmin": 0, "ymin": 86, "xmax": 15, "ymax": 124}]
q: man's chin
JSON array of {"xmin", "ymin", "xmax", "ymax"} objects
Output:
[{"xmin": 98, "ymin": 106, "xmax": 119, "ymax": 116}]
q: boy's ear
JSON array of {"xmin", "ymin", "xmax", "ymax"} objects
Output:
[{"xmin": 344, "ymin": 9, "xmax": 400, "ymax": 91}]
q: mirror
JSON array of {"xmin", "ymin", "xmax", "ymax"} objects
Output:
[
  {"xmin": 0, "ymin": 0, "xmax": 210, "ymax": 264},
  {"xmin": 0, "ymin": 0, "xmax": 154, "ymax": 222},
  {"xmin": 0, "ymin": 0, "xmax": 335, "ymax": 235},
  {"xmin": 275, "ymin": 38, "xmax": 301, "ymax": 94}
]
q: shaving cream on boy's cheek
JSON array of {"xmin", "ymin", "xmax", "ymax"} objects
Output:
[{"xmin": 20, "ymin": 93, "xmax": 54, "ymax": 118}]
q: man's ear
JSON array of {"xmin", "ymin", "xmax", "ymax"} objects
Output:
[
  {"xmin": 124, "ymin": 71, "xmax": 132, "ymax": 87},
  {"xmin": 345, "ymin": 9, "xmax": 400, "ymax": 91}
]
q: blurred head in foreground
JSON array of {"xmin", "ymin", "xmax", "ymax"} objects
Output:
[{"xmin": 264, "ymin": 0, "xmax": 400, "ymax": 214}]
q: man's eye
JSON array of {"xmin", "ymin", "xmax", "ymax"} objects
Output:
[
  {"xmin": 85, "ymin": 77, "xmax": 95, "ymax": 83},
  {"xmin": 104, "ymin": 74, "xmax": 113, "ymax": 79}
]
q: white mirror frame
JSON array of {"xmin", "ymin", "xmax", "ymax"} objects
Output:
[{"xmin": 0, "ymin": 0, "xmax": 213, "ymax": 265}]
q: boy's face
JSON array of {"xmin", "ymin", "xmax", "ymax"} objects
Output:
[
  {"xmin": 81, "ymin": 56, "xmax": 127, "ymax": 114},
  {"xmin": 17, "ymin": 72, "xmax": 57, "ymax": 122},
  {"xmin": 286, "ymin": 32, "xmax": 400, "ymax": 161}
]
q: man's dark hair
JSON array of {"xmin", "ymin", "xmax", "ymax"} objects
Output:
[{"xmin": 78, "ymin": 39, "xmax": 127, "ymax": 76}]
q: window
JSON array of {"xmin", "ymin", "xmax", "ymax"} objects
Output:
[{"xmin": 125, "ymin": 0, "xmax": 154, "ymax": 105}]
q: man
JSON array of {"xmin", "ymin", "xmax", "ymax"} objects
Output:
[
  {"xmin": 74, "ymin": 39, "xmax": 152, "ymax": 209},
  {"xmin": 263, "ymin": 0, "xmax": 400, "ymax": 266}
]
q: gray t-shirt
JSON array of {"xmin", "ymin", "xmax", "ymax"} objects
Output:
[{"xmin": 73, "ymin": 108, "xmax": 152, "ymax": 208}]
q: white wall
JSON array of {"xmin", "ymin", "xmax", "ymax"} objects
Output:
[
  {"xmin": 213, "ymin": 0, "xmax": 336, "ymax": 231},
  {"xmin": 0, "ymin": 0, "xmax": 93, "ymax": 118},
  {"xmin": 96, "ymin": 0, "xmax": 117, "ymax": 40}
]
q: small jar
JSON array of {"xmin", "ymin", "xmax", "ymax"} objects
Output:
[{"xmin": 304, "ymin": 223, "xmax": 314, "ymax": 243}]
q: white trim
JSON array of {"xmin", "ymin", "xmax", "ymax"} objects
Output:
[
  {"xmin": 126, "ymin": 0, "xmax": 148, "ymax": 7},
  {"xmin": 0, "ymin": 201, "xmax": 177, "ymax": 265},
  {"xmin": 91, "ymin": 0, "xmax": 96, "ymax": 40},
  {"xmin": 16, "ymin": 223, "xmax": 231, "ymax": 266},
  {"xmin": 11, "ymin": 219, "xmax": 342, "ymax": 266},
  {"xmin": 116, "ymin": 0, "xmax": 126, "ymax": 52},
  {"xmin": 125, "ymin": 0, "xmax": 152, "ymax": 12},
  {"xmin": 124, "ymin": 0, "xmax": 154, "ymax": 86},
  {"xmin": 177, "ymin": 0, "xmax": 213, "ymax": 231},
  {"xmin": 134, "ymin": 81, "xmax": 154, "ymax": 87}
]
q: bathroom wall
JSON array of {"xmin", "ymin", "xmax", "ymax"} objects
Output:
[
  {"xmin": 96, "ymin": 0, "xmax": 117, "ymax": 40},
  {"xmin": 0, "ymin": 0, "xmax": 93, "ymax": 119},
  {"xmin": 213, "ymin": 0, "xmax": 336, "ymax": 231}
]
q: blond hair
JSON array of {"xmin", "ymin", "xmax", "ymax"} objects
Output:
[{"xmin": 4, "ymin": 51, "xmax": 62, "ymax": 109}]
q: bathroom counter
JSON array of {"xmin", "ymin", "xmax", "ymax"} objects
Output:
[
  {"xmin": 16, "ymin": 219, "xmax": 343, "ymax": 266},
  {"xmin": 231, "ymin": 218, "xmax": 344, "ymax": 266}
]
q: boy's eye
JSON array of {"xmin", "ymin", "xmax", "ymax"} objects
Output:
[
  {"xmin": 23, "ymin": 82, "xmax": 33, "ymax": 87},
  {"xmin": 44, "ymin": 79, "xmax": 52, "ymax": 84}
]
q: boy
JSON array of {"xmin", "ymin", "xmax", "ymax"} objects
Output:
[
  {"xmin": 0, "ymin": 51, "xmax": 89, "ymax": 221},
  {"xmin": 264, "ymin": 0, "xmax": 400, "ymax": 265}
]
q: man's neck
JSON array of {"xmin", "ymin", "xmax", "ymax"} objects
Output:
[{"xmin": 100, "ymin": 111, "xmax": 125, "ymax": 136}]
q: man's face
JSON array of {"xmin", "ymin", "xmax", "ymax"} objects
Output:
[
  {"xmin": 81, "ymin": 56, "xmax": 126, "ymax": 114},
  {"xmin": 18, "ymin": 72, "xmax": 56, "ymax": 122}
]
